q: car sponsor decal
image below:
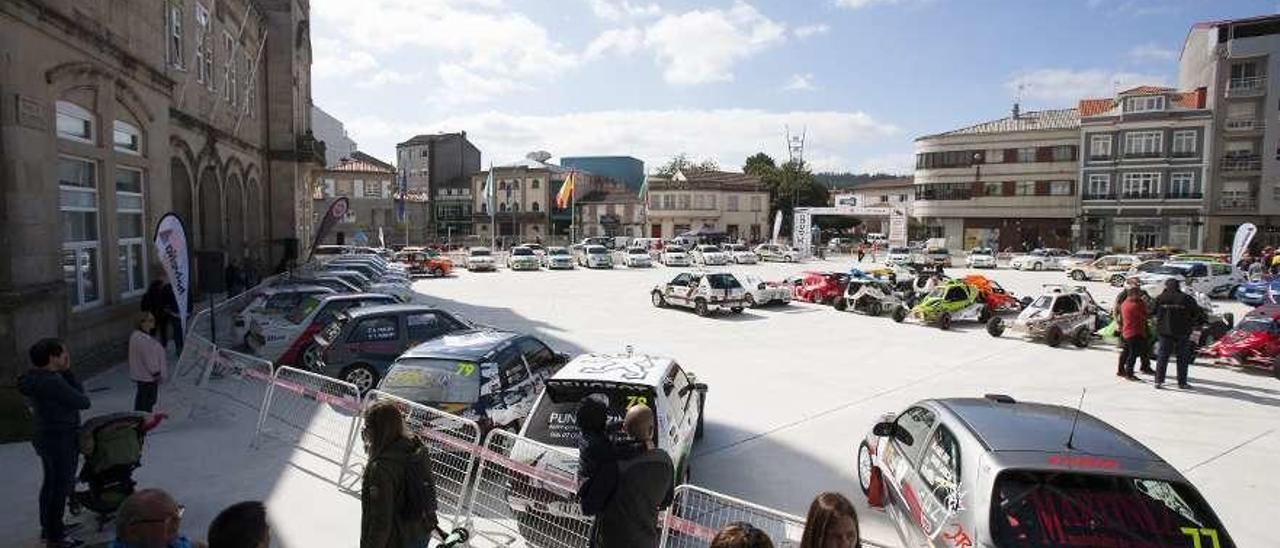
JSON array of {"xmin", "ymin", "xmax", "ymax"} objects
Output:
[
  {"xmin": 1046, "ymin": 454, "xmax": 1119, "ymax": 470},
  {"xmin": 577, "ymin": 360, "xmax": 657, "ymax": 381},
  {"xmin": 943, "ymin": 524, "xmax": 974, "ymax": 548}
]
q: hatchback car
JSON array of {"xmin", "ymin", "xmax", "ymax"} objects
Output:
[
  {"xmin": 376, "ymin": 330, "xmax": 569, "ymax": 431},
  {"xmin": 247, "ymin": 293, "xmax": 398, "ymax": 364},
  {"xmin": 723, "ymin": 243, "xmax": 758, "ymax": 264},
  {"xmin": 661, "ymin": 246, "xmax": 691, "ymax": 266},
  {"xmin": 396, "ymin": 249, "xmax": 453, "ymax": 277},
  {"xmin": 542, "ymin": 247, "xmax": 574, "ymax": 269},
  {"xmin": 692, "ymin": 245, "xmax": 730, "ymax": 266},
  {"xmin": 579, "ymin": 245, "xmax": 613, "ymax": 268},
  {"xmin": 1136, "ymin": 261, "xmax": 1244, "ymax": 299},
  {"xmin": 887, "ymin": 246, "xmax": 913, "ymax": 266},
  {"xmin": 651, "ymin": 272, "xmax": 748, "ymax": 316},
  {"xmin": 965, "ymin": 248, "xmax": 996, "ymax": 269},
  {"xmin": 1066, "ymin": 254, "xmax": 1139, "ymax": 284},
  {"xmin": 857, "ymin": 395, "xmax": 1235, "ymax": 548},
  {"xmin": 623, "ymin": 247, "xmax": 653, "ymax": 267},
  {"xmin": 466, "ymin": 247, "xmax": 497, "ymax": 271},
  {"xmin": 791, "ymin": 271, "xmax": 848, "ymax": 305},
  {"xmin": 737, "ymin": 273, "xmax": 792, "ymax": 307},
  {"xmin": 507, "ymin": 246, "xmax": 541, "ymax": 271},
  {"xmin": 753, "ymin": 244, "xmax": 797, "ymax": 262},
  {"xmin": 312, "ymin": 304, "xmax": 471, "ymax": 391},
  {"xmin": 233, "ymin": 285, "xmax": 335, "ymax": 346}
]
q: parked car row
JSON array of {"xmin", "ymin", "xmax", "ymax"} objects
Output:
[{"xmin": 460, "ymin": 242, "xmax": 804, "ymax": 271}]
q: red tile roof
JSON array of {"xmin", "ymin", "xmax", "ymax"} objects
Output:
[
  {"xmin": 1078, "ymin": 86, "xmax": 1206, "ymax": 118},
  {"xmin": 327, "ymin": 158, "xmax": 395, "ymax": 174},
  {"xmin": 1078, "ymin": 99, "xmax": 1115, "ymax": 117},
  {"xmin": 1118, "ymin": 85, "xmax": 1175, "ymax": 95}
]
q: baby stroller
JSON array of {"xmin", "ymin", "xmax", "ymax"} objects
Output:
[{"xmin": 69, "ymin": 412, "xmax": 166, "ymax": 530}]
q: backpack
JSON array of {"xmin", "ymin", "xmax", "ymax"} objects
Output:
[{"xmin": 399, "ymin": 441, "xmax": 439, "ymax": 527}]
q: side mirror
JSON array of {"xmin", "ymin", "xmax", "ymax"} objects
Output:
[
  {"xmin": 555, "ymin": 352, "xmax": 571, "ymax": 364},
  {"xmin": 872, "ymin": 421, "xmax": 895, "ymax": 437},
  {"xmin": 693, "ymin": 382, "xmax": 708, "ymax": 393},
  {"xmin": 757, "ymin": 283, "xmax": 766, "ymax": 290}
]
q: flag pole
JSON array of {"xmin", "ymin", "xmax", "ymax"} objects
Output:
[
  {"xmin": 489, "ymin": 164, "xmax": 496, "ymax": 250},
  {"xmin": 571, "ymin": 171, "xmax": 577, "ymax": 244}
]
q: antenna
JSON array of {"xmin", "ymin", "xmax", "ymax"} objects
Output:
[
  {"xmin": 785, "ymin": 125, "xmax": 806, "ymax": 165},
  {"xmin": 1065, "ymin": 388, "xmax": 1087, "ymax": 451}
]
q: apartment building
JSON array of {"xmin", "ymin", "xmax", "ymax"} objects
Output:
[
  {"xmin": 641, "ymin": 170, "xmax": 770, "ymax": 242},
  {"xmin": 396, "ymin": 132, "xmax": 481, "ymax": 240},
  {"xmin": 0, "ymin": 0, "xmax": 320, "ymax": 378},
  {"xmin": 313, "ymin": 156, "xmax": 428, "ymax": 246},
  {"xmin": 470, "ymin": 159, "xmax": 563, "ymax": 244},
  {"xmin": 913, "ymin": 108, "xmax": 1080, "ymax": 251},
  {"xmin": 1077, "ymin": 87, "xmax": 1212, "ymax": 251}
]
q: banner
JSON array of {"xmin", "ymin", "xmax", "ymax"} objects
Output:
[
  {"xmin": 556, "ymin": 171, "xmax": 576, "ymax": 209},
  {"xmin": 378, "ymin": 226, "xmax": 386, "ymax": 249},
  {"xmin": 771, "ymin": 210, "xmax": 783, "ymax": 244},
  {"xmin": 309, "ymin": 197, "xmax": 350, "ymax": 260},
  {"xmin": 482, "ymin": 164, "xmax": 495, "ymax": 218},
  {"xmin": 153, "ymin": 213, "xmax": 191, "ymax": 335},
  {"xmin": 1231, "ymin": 222, "xmax": 1257, "ymax": 268}
]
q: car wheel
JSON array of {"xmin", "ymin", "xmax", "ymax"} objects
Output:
[
  {"xmin": 857, "ymin": 441, "xmax": 874, "ymax": 496},
  {"xmin": 870, "ymin": 302, "xmax": 883, "ymax": 316},
  {"xmin": 892, "ymin": 306, "xmax": 907, "ymax": 323},
  {"xmin": 1072, "ymin": 327, "xmax": 1090, "ymax": 348},
  {"xmin": 986, "ymin": 317, "xmax": 1005, "ymax": 337},
  {"xmin": 341, "ymin": 364, "xmax": 379, "ymax": 394},
  {"xmin": 1109, "ymin": 274, "xmax": 1126, "ymax": 287},
  {"xmin": 833, "ymin": 297, "xmax": 847, "ymax": 311},
  {"xmin": 938, "ymin": 313, "xmax": 951, "ymax": 330},
  {"xmin": 730, "ymin": 307, "xmax": 744, "ymax": 314},
  {"xmin": 651, "ymin": 291, "xmax": 666, "ymax": 308},
  {"xmin": 1070, "ymin": 270, "xmax": 1086, "ymax": 281},
  {"xmin": 978, "ymin": 305, "xmax": 992, "ymax": 323},
  {"xmin": 694, "ymin": 299, "xmax": 709, "ymax": 317},
  {"xmin": 744, "ymin": 294, "xmax": 757, "ymax": 308},
  {"xmin": 1034, "ymin": 262, "xmax": 1043, "ymax": 271},
  {"xmin": 786, "ymin": 255, "xmax": 795, "ymax": 262},
  {"xmin": 300, "ymin": 343, "xmax": 323, "ymax": 372},
  {"xmin": 429, "ymin": 267, "xmax": 444, "ymax": 277},
  {"xmin": 1045, "ymin": 326, "xmax": 1064, "ymax": 348}
]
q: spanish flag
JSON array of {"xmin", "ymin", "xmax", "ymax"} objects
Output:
[{"xmin": 556, "ymin": 172, "xmax": 576, "ymax": 209}]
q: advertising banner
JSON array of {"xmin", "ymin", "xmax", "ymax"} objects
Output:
[
  {"xmin": 1231, "ymin": 222, "xmax": 1257, "ymax": 268},
  {"xmin": 309, "ymin": 197, "xmax": 350, "ymax": 260},
  {"xmin": 153, "ymin": 213, "xmax": 191, "ymax": 335}
]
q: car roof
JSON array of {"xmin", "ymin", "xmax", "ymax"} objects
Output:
[
  {"xmin": 342, "ymin": 304, "xmax": 449, "ymax": 319},
  {"xmin": 399, "ymin": 329, "xmax": 519, "ymax": 360},
  {"xmin": 313, "ymin": 292, "xmax": 396, "ymax": 304},
  {"xmin": 1246, "ymin": 304, "xmax": 1280, "ymax": 320},
  {"xmin": 935, "ymin": 398, "xmax": 1162, "ymax": 462},
  {"xmin": 261, "ymin": 284, "xmax": 329, "ymax": 294},
  {"xmin": 551, "ymin": 353, "xmax": 674, "ymax": 387}
]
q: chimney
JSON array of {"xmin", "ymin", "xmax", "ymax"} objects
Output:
[{"xmin": 1012, "ymin": 103, "xmax": 1021, "ymax": 119}]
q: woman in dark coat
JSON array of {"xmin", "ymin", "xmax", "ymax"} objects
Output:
[{"xmin": 360, "ymin": 401, "xmax": 437, "ymax": 548}]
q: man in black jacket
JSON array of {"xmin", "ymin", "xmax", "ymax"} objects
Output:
[
  {"xmin": 18, "ymin": 338, "xmax": 91, "ymax": 547},
  {"xmin": 595, "ymin": 405, "xmax": 675, "ymax": 548},
  {"xmin": 1154, "ymin": 279, "xmax": 1206, "ymax": 389}
]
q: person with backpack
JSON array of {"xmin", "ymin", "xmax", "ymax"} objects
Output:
[
  {"xmin": 594, "ymin": 405, "xmax": 674, "ymax": 548},
  {"xmin": 360, "ymin": 401, "xmax": 437, "ymax": 548}
]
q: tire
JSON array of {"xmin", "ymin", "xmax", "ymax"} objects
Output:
[
  {"xmin": 694, "ymin": 299, "xmax": 709, "ymax": 317},
  {"xmin": 833, "ymin": 298, "xmax": 847, "ymax": 311},
  {"xmin": 340, "ymin": 364, "xmax": 379, "ymax": 394},
  {"xmin": 1109, "ymin": 274, "xmax": 1126, "ymax": 287},
  {"xmin": 786, "ymin": 255, "xmax": 795, "ymax": 262},
  {"xmin": 300, "ymin": 342, "xmax": 323, "ymax": 372},
  {"xmin": 1070, "ymin": 270, "xmax": 1086, "ymax": 281},
  {"xmin": 1033, "ymin": 262, "xmax": 1043, "ymax": 271},
  {"xmin": 978, "ymin": 305, "xmax": 992, "ymax": 324},
  {"xmin": 730, "ymin": 307, "xmax": 744, "ymax": 314},
  {"xmin": 938, "ymin": 313, "xmax": 951, "ymax": 330},
  {"xmin": 651, "ymin": 291, "xmax": 666, "ymax": 308},
  {"xmin": 870, "ymin": 302, "xmax": 883, "ymax": 316},
  {"xmin": 1072, "ymin": 327, "xmax": 1090, "ymax": 348},
  {"xmin": 857, "ymin": 441, "xmax": 874, "ymax": 496},
  {"xmin": 429, "ymin": 267, "xmax": 443, "ymax": 277},
  {"xmin": 744, "ymin": 293, "xmax": 757, "ymax": 308},
  {"xmin": 892, "ymin": 306, "xmax": 907, "ymax": 323},
  {"xmin": 1045, "ymin": 326, "xmax": 1064, "ymax": 348},
  {"xmin": 987, "ymin": 317, "xmax": 1005, "ymax": 337}
]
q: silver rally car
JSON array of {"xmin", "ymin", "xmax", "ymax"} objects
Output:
[{"xmin": 857, "ymin": 395, "xmax": 1234, "ymax": 548}]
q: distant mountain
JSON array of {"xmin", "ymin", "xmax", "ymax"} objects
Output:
[{"xmin": 814, "ymin": 172, "xmax": 903, "ymax": 189}]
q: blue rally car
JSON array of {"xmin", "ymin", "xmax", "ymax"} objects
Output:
[{"xmin": 1235, "ymin": 278, "xmax": 1280, "ymax": 306}]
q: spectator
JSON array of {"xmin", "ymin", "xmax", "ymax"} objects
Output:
[
  {"xmin": 595, "ymin": 405, "xmax": 675, "ymax": 548},
  {"xmin": 710, "ymin": 522, "xmax": 774, "ymax": 548},
  {"xmin": 360, "ymin": 401, "xmax": 437, "ymax": 548},
  {"xmin": 19, "ymin": 338, "xmax": 90, "ymax": 547},
  {"xmin": 129, "ymin": 312, "xmax": 168, "ymax": 412},
  {"xmin": 207, "ymin": 501, "xmax": 269, "ymax": 548},
  {"xmin": 111, "ymin": 488, "xmax": 204, "ymax": 548},
  {"xmin": 576, "ymin": 394, "xmax": 620, "ymax": 519},
  {"xmin": 856, "ymin": 245, "xmax": 865, "ymax": 263},
  {"xmin": 141, "ymin": 280, "xmax": 171, "ymax": 350},
  {"xmin": 799, "ymin": 492, "xmax": 860, "ymax": 548},
  {"xmin": 1116, "ymin": 287, "xmax": 1151, "ymax": 380},
  {"xmin": 161, "ymin": 282, "xmax": 184, "ymax": 355},
  {"xmin": 1154, "ymin": 278, "xmax": 1205, "ymax": 389}
]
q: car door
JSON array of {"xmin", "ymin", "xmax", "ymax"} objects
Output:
[
  {"xmin": 662, "ymin": 363, "xmax": 698, "ymax": 470},
  {"xmin": 879, "ymin": 406, "xmax": 939, "ymax": 547},
  {"xmin": 488, "ymin": 344, "xmax": 534, "ymax": 428},
  {"xmin": 910, "ymin": 424, "xmax": 964, "ymax": 544},
  {"xmin": 1208, "ymin": 263, "xmax": 1238, "ymax": 296},
  {"xmin": 667, "ymin": 273, "xmax": 692, "ymax": 304},
  {"xmin": 345, "ymin": 314, "xmax": 402, "ymax": 373}
]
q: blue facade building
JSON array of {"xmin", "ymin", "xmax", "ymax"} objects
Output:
[{"xmin": 559, "ymin": 156, "xmax": 645, "ymax": 192}]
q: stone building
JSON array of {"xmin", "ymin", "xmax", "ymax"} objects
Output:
[
  {"xmin": 313, "ymin": 156, "xmax": 425, "ymax": 247},
  {"xmin": 642, "ymin": 170, "xmax": 771, "ymax": 242},
  {"xmin": 578, "ymin": 189, "xmax": 645, "ymax": 239},
  {"xmin": 395, "ymin": 132, "xmax": 481, "ymax": 241},
  {"xmin": 0, "ymin": 0, "xmax": 322, "ymax": 394}
]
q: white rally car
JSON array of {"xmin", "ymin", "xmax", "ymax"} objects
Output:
[
  {"xmin": 466, "ymin": 247, "xmax": 497, "ymax": 271},
  {"xmin": 233, "ymin": 285, "xmax": 334, "ymax": 346},
  {"xmin": 246, "ymin": 292, "xmax": 397, "ymax": 362},
  {"xmin": 507, "ymin": 246, "xmax": 541, "ymax": 271},
  {"xmin": 736, "ymin": 273, "xmax": 792, "ymax": 307},
  {"xmin": 651, "ymin": 272, "xmax": 748, "ymax": 316},
  {"xmin": 1009, "ymin": 248, "xmax": 1070, "ymax": 271},
  {"xmin": 623, "ymin": 247, "xmax": 653, "ymax": 267},
  {"xmin": 542, "ymin": 246, "xmax": 575, "ymax": 269},
  {"xmin": 579, "ymin": 245, "xmax": 614, "ymax": 269},
  {"xmin": 691, "ymin": 245, "xmax": 730, "ymax": 266},
  {"xmin": 1136, "ymin": 261, "xmax": 1244, "ymax": 299},
  {"xmin": 661, "ymin": 246, "xmax": 691, "ymax": 267},
  {"xmin": 510, "ymin": 350, "xmax": 708, "ymax": 533},
  {"xmin": 724, "ymin": 243, "xmax": 758, "ymax": 264},
  {"xmin": 965, "ymin": 247, "xmax": 997, "ymax": 269},
  {"xmin": 753, "ymin": 243, "xmax": 797, "ymax": 262}
]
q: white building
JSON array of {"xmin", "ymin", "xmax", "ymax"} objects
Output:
[{"xmin": 641, "ymin": 170, "xmax": 771, "ymax": 242}]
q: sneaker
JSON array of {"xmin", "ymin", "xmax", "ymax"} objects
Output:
[
  {"xmin": 1178, "ymin": 383, "xmax": 1193, "ymax": 390},
  {"xmin": 1154, "ymin": 382, "xmax": 1164, "ymax": 389}
]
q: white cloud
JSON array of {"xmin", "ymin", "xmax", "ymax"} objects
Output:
[
  {"xmin": 1006, "ymin": 68, "xmax": 1170, "ymax": 104},
  {"xmin": 642, "ymin": 2, "xmax": 787, "ymax": 85},
  {"xmin": 783, "ymin": 73, "xmax": 817, "ymax": 91},
  {"xmin": 853, "ymin": 152, "xmax": 914, "ymax": 175},
  {"xmin": 1127, "ymin": 43, "xmax": 1176, "ymax": 63},
  {"xmin": 355, "ymin": 70, "xmax": 424, "ymax": 89},
  {"xmin": 585, "ymin": 28, "xmax": 645, "ymax": 59},
  {"xmin": 431, "ymin": 63, "xmax": 531, "ymax": 105},
  {"xmin": 311, "ymin": 37, "xmax": 379, "ymax": 79},
  {"xmin": 835, "ymin": 0, "xmax": 904, "ymax": 9},
  {"xmin": 794, "ymin": 23, "xmax": 830, "ymax": 39},
  {"xmin": 588, "ymin": 0, "xmax": 662, "ymax": 21},
  {"xmin": 346, "ymin": 108, "xmax": 900, "ymax": 173}
]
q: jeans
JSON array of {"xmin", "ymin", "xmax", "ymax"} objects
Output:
[
  {"xmin": 1155, "ymin": 335, "xmax": 1193, "ymax": 386},
  {"xmin": 135, "ymin": 381, "xmax": 159, "ymax": 412},
  {"xmin": 33, "ymin": 431, "xmax": 79, "ymax": 540},
  {"xmin": 1118, "ymin": 335, "xmax": 1150, "ymax": 376}
]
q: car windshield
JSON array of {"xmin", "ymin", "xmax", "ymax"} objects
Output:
[
  {"xmin": 1236, "ymin": 318, "xmax": 1273, "ymax": 333},
  {"xmin": 548, "ymin": 248, "xmax": 569, "ymax": 256},
  {"xmin": 890, "ymin": 247, "xmax": 910, "ymax": 254},
  {"xmin": 971, "ymin": 248, "xmax": 992, "ymax": 256},
  {"xmin": 470, "ymin": 249, "xmax": 491, "ymax": 257},
  {"xmin": 285, "ymin": 296, "xmax": 323, "ymax": 325},
  {"xmin": 991, "ymin": 470, "xmax": 1233, "ymax": 547},
  {"xmin": 628, "ymin": 248, "xmax": 646, "ymax": 255},
  {"xmin": 588, "ymin": 246, "xmax": 608, "ymax": 254},
  {"xmin": 380, "ymin": 358, "xmax": 480, "ymax": 404},
  {"xmin": 698, "ymin": 246, "xmax": 718, "ymax": 252},
  {"xmin": 707, "ymin": 273, "xmax": 743, "ymax": 290},
  {"xmin": 1149, "ymin": 265, "xmax": 1193, "ymax": 276},
  {"xmin": 512, "ymin": 248, "xmax": 533, "ymax": 256},
  {"xmin": 524, "ymin": 380, "xmax": 658, "ymax": 448},
  {"xmin": 1028, "ymin": 295, "xmax": 1053, "ymax": 310}
]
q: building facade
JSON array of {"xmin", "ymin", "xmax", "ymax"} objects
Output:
[
  {"xmin": 578, "ymin": 190, "xmax": 645, "ymax": 239},
  {"xmin": 311, "ymin": 105, "xmax": 356, "ymax": 168},
  {"xmin": 830, "ymin": 177, "xmax": 916, "ymax": 234},
  {"xmin": 0, "ymin": 0, "xmax": 321, "ymax": 387},
  {"xmin": 395, "ymin": 132, "xmax": 481, "ymax": 241},
  {"xmin": 1180, "ymin": 15, "xmax": 1280, "ymax": 250},
  {"xmin": 559, "ymin": 156, "xmax": 645, "ymax": 192},
  {"xmin": 1078, "ymin": 87, "xmax": 1212, "ymax": 251},
  {"xmin": 642, "ymin": 170, "xmax": 770, "ymax": 242},
  {"xmin": 313, "ymin": 156, "xmax": 426, "ymax": 247},
  {"xmin": 913, "ymin": 108, "xmax": 1080, "ymax": 251},
  {"xmin": 470, "ymin": 160, "xmax": 562, "ymax": 245}
]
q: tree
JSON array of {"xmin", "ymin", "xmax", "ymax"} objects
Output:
[
  {"xmin": 525, "ymin": 150, "xmax": 552, "ymax": 163},
  {"xmin": 655, "ymin": 153, "xmax": 719, "ymax": 177},
  {"xmin": 743, "ymin": 152, "xmax": 777, "ymax": 178}
]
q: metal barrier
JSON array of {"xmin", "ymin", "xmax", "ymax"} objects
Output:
[
  {"xmin": 465, "ymin": 428, "xmax": 593, "ymax": 548},
  {"xmin": 203, "ymin": 348, "xmax": 274, "ymax": 411},
  {"xmin": 253, "ymin": 366, "xmax": 363, "ymax": 483},
  {"xmin": 660, "ymin": 484, "xmax": 806, "ymax": 548},
  {"xmin": 343, "ymin": 390, "xmax": 483, "ymax": 526}
]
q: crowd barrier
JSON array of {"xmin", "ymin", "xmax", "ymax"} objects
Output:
[
  {"xmin": 252, "ymin": 366, "xmax": 363, "ymax": 483},
  {"xmin": 660, "ymin": 485, "xmax": 805, "ymax": 547},
  {"xmin": 204, "ymin": 348, "xmax": 274, "ymax": 411}
]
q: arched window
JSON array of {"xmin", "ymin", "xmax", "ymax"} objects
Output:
[
  {"xmin": 531, "ymin": 202, "xmax": 540, "ymax": 212},
  {"xmin": 113, "ymin": 120, "xmax": 142, "ymax": 154},
  {"xmin": 56, "ymin": 101, "xmax": 95, "ymax": 143},
  {"xmin": 513, "ymin": 202, "xmax": 521, "ymax": 212}
]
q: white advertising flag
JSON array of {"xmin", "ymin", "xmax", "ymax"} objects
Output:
[
  {"xmin": 1231, "ymin": 222, "xmax": 1257, "ymax": 268},
  {"xmin": 771, "ymin": 210, "xmax": 783, "ymax": 244},
  {"xmin": 153, "ymin": 213, "xmax": 191, "ymax": 335}
]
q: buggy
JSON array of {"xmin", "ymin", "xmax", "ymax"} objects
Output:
[
  {"xmin": 892, "ymin": 279, "xmax": 992, "ymax": 329},
  {"xmin": 70, "ymin": 412, "xmax": 165, "ymax": 530},
  {"xmin": 834, "ymin": 273, "xmax": 906, "ymax": 315},
  {"xmin": 1202, "ymin": 304, "xmax": 1280, "ymax": 379},
  {"xmin": 986, "ymin": 285, "xmax": 1106, "ymax": 348}
]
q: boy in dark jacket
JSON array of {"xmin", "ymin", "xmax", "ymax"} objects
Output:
[
  {"xmin": 1154, "ymin": 279, "xmax": 1206, "ymax": 389},
  {"xmin": 18, "ymin": 338, "xmax": 91, "ymax": 547}
]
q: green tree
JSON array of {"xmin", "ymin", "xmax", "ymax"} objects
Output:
[
  {"xmin": 743, "ymin": 152, "xmax": 777, "ymax": 178},
  {"xmin": 655, "ymin": 153, "xmax": 719, "ymax": 177}
]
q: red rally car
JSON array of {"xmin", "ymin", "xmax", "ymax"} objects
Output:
[
  {"xmin": 790, "ymin": 271, "xmax": 849, "ymax": 305},
  {"xmin": 1202, "ymin": 304, "xmax": 1280, "ymax": 380}
]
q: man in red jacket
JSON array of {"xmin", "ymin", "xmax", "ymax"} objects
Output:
[{"xmin": 1117, "ymin": 287, "xmax": 1150, "ymax": 380}]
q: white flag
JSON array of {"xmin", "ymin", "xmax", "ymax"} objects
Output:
[
  {"xmin": 771, "ymin": 210, "xmax": 783, "ymax": 244},
  {"xmin": 1231, "ymin": 223, "xmax": 1257, "ymax": 268},
  {"xmin": 153, "ymin": 213, "xmax": 191, "ymax": 335}
]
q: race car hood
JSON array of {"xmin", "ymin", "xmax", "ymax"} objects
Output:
[
  {"xmin": 1205, "ymin": 330, "xmax": 1272, "ymax": 358},
  {"xmin": 1016, "ymin": 306, "xmax": 1053, "ymax": 324}
]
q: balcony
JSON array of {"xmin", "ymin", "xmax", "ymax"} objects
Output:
[
  {"xmin": 1082, "ymin": 192, "xmax": 1116, "ymax": 201},
  {"xmin": 1123, "ymin": 151, "xmax": 1163, "ymax": 160},
  {"xmin": 1224, "ymin": 118, "xmax": 1264, "ymax": 132},
  {"xmin": 1219, "ymin": 196, "xmax": 1258, "ymax": 212},
  {"xmin": 917, "ymin": 183, "xmax": 972, "ymax": 201},
  {"xmin": 1121, "ymin": 191, "xmax": 1162, "ymax": 200},
  {"xmin": 1165, "ymin": 192, "xmax": 1203, "ymax": 200},
  {"xmin": 1226, "ymin": 76, "xmax": 1266, "ymax": 98},
  {"xmin": 1220, "ymin": 155, "xmax": 1262, "ymax": 172}
]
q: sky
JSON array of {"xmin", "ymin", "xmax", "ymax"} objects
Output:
[{"xmin": 310, "ymin": 0, "xmax": 1273, "ymax": 176}]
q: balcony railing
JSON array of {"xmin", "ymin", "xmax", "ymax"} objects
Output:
[
  {"xmin": 1220, "ymin": 155, "xmax": 1262, "ymax": 172},
  {"xmin": 1165, "ymin": 192, "xmax": 1203, "ymax": 200},
  {"xmin": 917, "ymin": 183, "xmax": 972, "ymax": 201},
  {"xmin": 1225, "ymin": 118, "xmax": 1264, "ymax": 132},
  {"xmin": 1227, "ymin": 76, "xmax": 1267, "ymax": 96},
  {"xmin": 1084, "ymin": 191, "xmax": 1202, "ymax": 201},
  {"xmin": 1219, "ymin": 197, "xmax": 1257, "ymax": 211},
  {"xmin": 1123, "ymin": 151, "xmax": 1164, "ymax": 159},
  {"xmin": 1082, "ymin": 192, "xmax": 1116, "ymax": 201},
  {"xmin": 1122, "ymin": 191, "xmax": 1162, "ymax": 200}
]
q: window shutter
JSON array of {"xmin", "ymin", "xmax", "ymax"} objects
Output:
[
  {"xmin": 1002, "ymin": 181, "xmax": 1015, "ymax": 196},
  {"xmin": 1003, "ymin": 149, "xmax": 1017, "ymax": 163},
  {"xmin": 1036, "ymin": 147, "xmax": 1052, "ymax": 162}
]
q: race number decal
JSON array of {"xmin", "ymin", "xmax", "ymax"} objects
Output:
[
  {"xmin": 626, "ymin": 395, "xmax": 648, "ymax": 408},
  {"xmin": 1181, "ymin": 528, "xmax": 1221, "ymax": 548},
  {"xmin": 455, "ymin": 362, "xmax": 477, "ymax": 376}
]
